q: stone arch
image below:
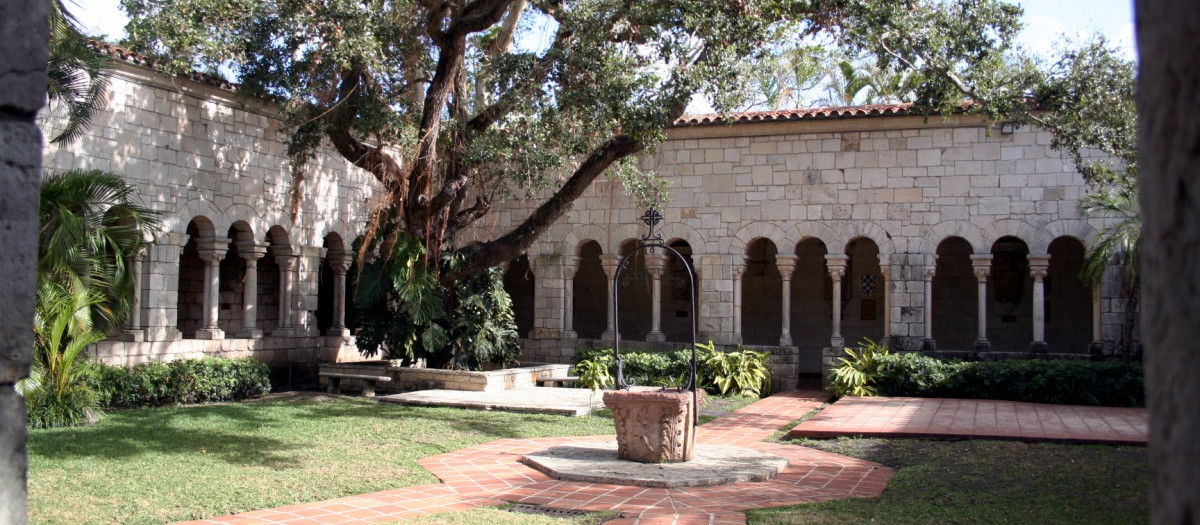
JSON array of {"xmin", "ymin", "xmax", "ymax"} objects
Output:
[
  {"xmin": 723, "ymin": 222, "xmax": 788, "ymax": 255},
  {"xmin": 223, "ymin": 203, "xmax": 270, "ymax": 238},
  {"xmin": 742, "ymin": 237, "xmax": 782, "ymax": 346},
  {"xmin": 833, "ymin": 221, "xmax": 895, "ymax": 255},
  {"xmin": 177, "ymin": 216, "xmax": 220, "ymax": 339},
  {"xmin": 919, "ymin": 221, "xmax": 986, "ymax": 255},
  {"xmin": 169, "ymin": 202, "xmax": 221, "ymax": 237},
  {"xmin": 562, "ymin": 223, "xmax": 611, "ymax": 256},
  {"xmin": 1033, "ymin": 220, "xmax": 1098, "ymax": 254},
  {"xmin": 609, "ymin": 224, "xmax": 645, "ymax": 255},
  {"xmin": 656, "ymin": 222, "xmax": 710, "ymax": 255},
  {"xmin": 573, "ymin": 240, "xmax": 607, "ymax": 339},
  {"xmin": 783, "ymin": 222, "xmax": 839, "ymax": 250},
  {"xmin": 1046, "ymin": 236, "xmax": 1092, "ymax": 353},
  {"xmin": 503, "ymin": 255, "xmax": 535, "ymax": 338},
  {"xmin": 981, "ymin": 219, "xmax": 1037, "ymax": 252}
]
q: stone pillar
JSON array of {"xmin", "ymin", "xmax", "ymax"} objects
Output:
[
  {"xmin": 879, "ymin": 254, "xmax": 892, "ymax": 348},
  {"xmin": 1028, "ymin": 254, "xmax": 1051, "ymax": 354},
  {"xmin": 1089, "ymin": 286, "xmax": 1105, "ymax": 357},
  {"xmin": 731, "ymin": 263, "xmax": 746, "ymax": 345},
  {"xmin": 825, "ymin": 254, "xmax": 849, "ymax": 349},
  {"xmin": 562, "ymin": 255, "xmax": 580, "ymax": 339},
  {"xmin": 143, "ymin": 241, "xmax": 183, "ymax": 342},
  {"xmin": 599, "ymin": 254, "xmax": 620, "ymax": 342},
  {"xmin": 923, "ymin": 264, "xmax": 936, "ymax": 352},
  {"xmin": 118, "ymin": 248, "xmax": 147, "ymax": 341},
  {"xmin": 645, "ymin": 255, "xmax": 666, "ymax": 343},
  {"xmin": 328, "ymin": 252, "xmax": 353, "ymax": 337},
  {"xmin": 272, "ymin": 249, "xmax": 296, "ymax": 337},
  {"xmin": 970, "ymin": 254, "xmax": 993, "ymax": 353},
  {"xmin": 195, "ymin": 241, "xmax": 228, "ymax": 340},
  {"xmin": 235, "ymin": 241, "xmax": 268, "ymax": 338},
  {"xmin": 1, "ymin": 3, "xmax": 48, "ymax": 518},
  {"xmin": 776, "ymin": 254, "xmax": 796, "ymax": 346}
]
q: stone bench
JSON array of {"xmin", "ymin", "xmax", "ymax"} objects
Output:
[
  {"xmin": 536, "ymin": 375, "xmax": 581, "ymax": 387},
  {"xmin": 319, "ymin": 372, "xmax": 392, "ymax": 397}
]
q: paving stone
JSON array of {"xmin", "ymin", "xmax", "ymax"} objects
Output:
[{"xmin": 521, "ymin": 441, "xmax": 789, "ymax": 488}]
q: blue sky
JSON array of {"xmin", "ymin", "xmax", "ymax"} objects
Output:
[{"xmin": 71, "ymin": 0, "xmax": 1136, "ymax": 58}]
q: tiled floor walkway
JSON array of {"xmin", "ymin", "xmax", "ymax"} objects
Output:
[
  {"xmin": 790, "ymin": 396, "xmax": 1148, "ymax": 445},
  {"xmin": 178, "ymin": 390, "xmax": 896, "ymax": 525}
]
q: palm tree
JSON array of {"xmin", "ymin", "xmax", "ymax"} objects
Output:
[
  {"xmin": 1079, "ymin": 186, "xmax": 1140, "ymax": 363},
  {"xmin": 45, "ymin": 0, "xmax": 111, "ymax": 144}
]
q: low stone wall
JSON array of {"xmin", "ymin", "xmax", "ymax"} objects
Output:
[
  {"xmin": 89, "ymin": 336, "xmax": 360, "ymax": 367},
  {"xmin": 318, "ymin": 362, "xmax": 574, "ymax": 394}
]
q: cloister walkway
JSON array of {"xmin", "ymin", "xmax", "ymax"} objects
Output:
[{"xmin": 177, "ymin": 390, "xmax": 1147, "ymax": 525}]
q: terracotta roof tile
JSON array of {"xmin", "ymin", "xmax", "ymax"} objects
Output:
[
  {"xmin": 88, "ymin": 39, "xmax": 238, "ymax": 91},
  {"xmin": 675, "ymin": 103, "xmax": 936, "ymax": 126}
]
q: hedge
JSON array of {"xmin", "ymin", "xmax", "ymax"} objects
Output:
[
  {"xmin": 575, "ymin": 347, "xmax": 697, "ymax": 388},
  {"xmin": 874, "ymin": 352, "xmax": 1145, "ymax": 407},
  {"xmin": 88, "ymin": 357, "xmax": 272, "ymax": 409}
]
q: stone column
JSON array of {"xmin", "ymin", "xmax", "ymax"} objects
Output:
[
  {"xmin": 645, "ymin": 255, "xmax": 666, "ymax": 343},
  {"xmin": 1028, "ymin": 254, "xmax": 1051, "ymax": 354},
  {"xmin": 731, "ymin": 263, "xmax": 746, "ymax": 345},
  {"xmin": 825, "ymin": 254, "xmax": 849, "ymax": 349},
  {"xmin": 599, "ymin": 254, "xmax": 620, "ymax": 342},
  {"xmin": 195, "ymin": 241, "xmax": 228, "ymax": 340},
  {"xmin": 879, "ymin": 254, "xmax": 892, "ymax": 348},
  {"xmin": 328, "ymin": 252, "xmax": 353, "ymax": 337},
  {"xmin": 1089, "ymin": 286, "xmax": 1105, "ymax": 357},
  {"xmin": 562, "ymin": 255, "xmax": 580, "ymax": 339},
  {"xmin": 923, "ymin": 263, "xmax": 936, "ymax": 352},
  {"xmin": 970, "ymin": 254, "xmax": 994, "ymax": 353},
  {"xmin": 1, "ymin": 4, "xmax": 48, "ymax": 519},
  {"xmin": 235, "ymin": 241, "xmax": 267, "ymax": 338},
  {"xmin": 776, "ymin": 254, "xmax": 796, "ymax": 346},
  {"xmin": 118, "ymin": 248, "xmax": 147, "ymax": 341},
  {"xmin": 272, "ymin": 249, "xmax": 296, "ymax": 337}
]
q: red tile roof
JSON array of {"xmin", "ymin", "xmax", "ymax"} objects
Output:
[
  {"xmin": 88, "ymin": 40, "xmax": 238, "ymax": 91},
  {"xmin": 673, "ymin": 103, "xmax": 920, "ymax": 126}
]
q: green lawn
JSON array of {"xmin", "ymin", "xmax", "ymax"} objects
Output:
[
  {"xmin": 751, "ymin": 437, "xmax": 1149, "ymax": 524},
  {"xmin": 27, "ymin": 394, "xmax": 615, "ymax": 524},
  {"xmin": 28, "ymin": 394, "xmax": 1149, "ymax": 525}
]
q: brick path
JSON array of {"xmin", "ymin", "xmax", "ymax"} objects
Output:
[
  {"xmin": 178, "ymin": 389, "xmax": 896, "ymax": 525},
  {"xmin": 789, "ymin": 396, "xmax": 1148, "ymax": 445}
]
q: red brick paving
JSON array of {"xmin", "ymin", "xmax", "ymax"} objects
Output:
[
  {"xmin": 789, "ymin": 396, "xmax": 1148, "ymax": 445},
  {"xmin": 179, "ymin": 389, "xmax": 897, "ymax": 525}
]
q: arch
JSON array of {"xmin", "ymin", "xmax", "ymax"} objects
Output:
[
  {"xmin": 1046, "ymin": 236, "xmax": 1092, "ymax": 353},
  {"xmin": 783, "ymin": 222, "xmax": 839, "ymax": 250},
  {"xmin": 265, "ymin": 225, "xmax": 293, "ymax": 252},
  {"xmin": 503, "ymin": 255, "xmax": 536, "ymax": 338},
  {"xmin": 919, "ymin": 221, "xmax": 986, "ymax": 255},
  {"xmin": 656, "ymin": 222, "xmax": 711, "ymax": 255},
  {"xmin": 932, "ymin": 237, "xmax": 978, "ymax": 351},
  {"xmin": 223, "ymin": 203, "xmax": 270, "ymax": 238},
  {"xmin": 833, "ymin": 221, "xmax": 895, "ymax": 255},
  {"xmin": 562, "ymin": 223, "xmax": 611, "ymax": 256},
  {"xmin": 164, "ymin": 199, "xmax": 223, "ymax": 236},
  {"xmin": 313, "ymin": 218, "xmax": 356, "ymax": 253},
  {"xmin": 980, "ymin": 219, "xmax": 1037, "ymax": 250},
  {"xmin": 661, "ymin": 239, "xmax": 699, "ymax": 343},
  {"xmin": 742, "ymin": 237, "xmax": 782, "ymax": 346},
  {"xmin": 987, "ymin": 236, "xmax": 1033, "ymax": 352},
  {"xmin": 609, "ymin": 224, "xmax": 646, "ymax": 255},
  {"xmin": 723, "ymin": 222, "xmax": 788, "ymax": 255},
  {"xmin": 840, "ymin": 237, "xmax": 885, "ymax": 346},
  {"xmin": 1032, "ymin": 220, "xmax": 1098, "ymax": 253},
  {"xmin": 573, "ymin": 240, "xmax": 607, "ymax": 339},
  {"xmin": 615, "ymin": 238, "xmax": 653, "ymax": 341}
]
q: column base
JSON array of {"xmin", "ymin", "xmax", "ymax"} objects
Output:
[
  {"xmin": 830, "ymin": 337, "xmax": 845, "ymax": 349},
  {"xmin": 1088, "ymin": 340, "xmax": 1105, "ymax": 360},
  {"xmin": 237, "ymin": 328, "xmax": 264, "ymax": 339},
  {"xmin": 601, "ymin": 330, "xmax": 617, "ymax": 344},
  {"xmin": 922, "ymin": 338, "xmax": 937, "ymax": 352},
  {"xmin": 779, "ymin": 334, "xmax": 793, "ymax": 346},
  {"xmin": 1029, "ymin": 341, "xmax": 1049, "ymax": 354},
  {"xmin": 195, "ymin": 328, "xmax": 225, "ymax": 340},
  {"xmin": 561, "ymin": 330, "xmax": 578, "ymax": 340},
  {"xmin": 115, "ymin": 329, "xmax": 145, "ymax": 342},
  {"xmin": 972, "ymin": 339, "xmax": 991, "ymax": 354},
  {"xmin": 271, "ymin": 327, "xmax": 295, "ymax": 338},
  {"xmin": 324, "ymin": 328, "xmax": 350, "ymax": 338},
  {"xmin": 646, "ymin": 331, "xmax": 666, "ymax": 343},
  {"xmin": 730, "ymin": 333, "xmax": 743, "ymax": 345}
]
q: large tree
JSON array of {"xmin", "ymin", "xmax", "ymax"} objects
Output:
[{"xmin": 122, "ymin": 0, "xmax": 1025, "ymax": 283}]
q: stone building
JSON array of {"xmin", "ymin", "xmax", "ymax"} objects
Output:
[{"xmin": 43, "ymin": 44, "xmax": 1129, "ymax": 390}]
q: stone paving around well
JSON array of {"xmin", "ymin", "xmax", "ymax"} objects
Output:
[
  {"xmin": 177, "ymin": 389, "xmax": 895, "ymax": 525},
  {"xmin": 790, "ymin": 396, "xmax": 1149, "ymax": 445}
]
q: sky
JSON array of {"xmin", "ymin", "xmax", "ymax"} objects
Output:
[{"xmin": 71, "ymin": 0, "xmax": 1137, "ymax": 59}]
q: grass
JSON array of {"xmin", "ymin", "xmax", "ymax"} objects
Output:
[
  {"xmin": 27, "ymin": 394, "xmax": 615, "ymax": 525},
  {"xmin": 750, "ymin": 437, "xmax": 1148, "ymax": 524}
]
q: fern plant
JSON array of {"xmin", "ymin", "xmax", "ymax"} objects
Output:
[
  {"xmin": 698, "ymin": 341, "xmax": 771, "ymax": 398},
  {"xmin": 829, "ymin": 338, "xmax": 890, "ymax": 397},
  {"xmin": 573, "ymin": 356, "xmax": 614, "ymax": 391}
]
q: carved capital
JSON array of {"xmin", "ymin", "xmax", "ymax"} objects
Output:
[
  {"xmin": 235, "ymin": 241, "xmax": 268, "ymax": 262},
  {"xmin": 1028, "ymin": 254, "xmax": 1051, "ymax": 282},
  {"xmin": 824, "ymin": 254, "xmax": 849, "ymax": 280},
  {"xmin": 196, "ymin": 239, "xmax": 228, "ymax": 264},
  {"xmin": 775, "ymin": 254, "xmax": 797, "ymax": 280},
  {"xmin": 970, "ymin": 254, "xmax": 993, "ymax": 282},
  {"xmin": 275, "ymin": 254, "xmax": 297, "ymax": 271},
  {"xmin": 563, "ymin": 255, "xmax": 581, "ymax": 280},
  {"xmin": 329, "ymin": 252, "xmax": 353, "ymax": 274}
]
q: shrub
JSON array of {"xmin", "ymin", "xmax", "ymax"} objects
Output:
[
  {"xmin": 698, "ymin": 341, "xmax": 771, "ymax": 397},
  {"xmin": 829, "ymin": 338, "xmax": 890, "ymax": 397},
  {"xmin": 88, "ymin": 358, "xmax": 271, "ymax": 409},
  {"xmin": 573, "ymin": 356, "xmax": 613, "ymax": 391},
  {"xmin": 874, "ymin": 353, "xmax": 1145, "ymax": 407}
]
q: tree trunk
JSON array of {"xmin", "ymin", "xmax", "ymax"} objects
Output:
[
  {"xmin": 1136, "ymin": 1, "xmax": 1200, "ymax": 522},
  {"xmin": 1121, "ymin": 285, "xmax": 1138, "ymax": 365}
]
